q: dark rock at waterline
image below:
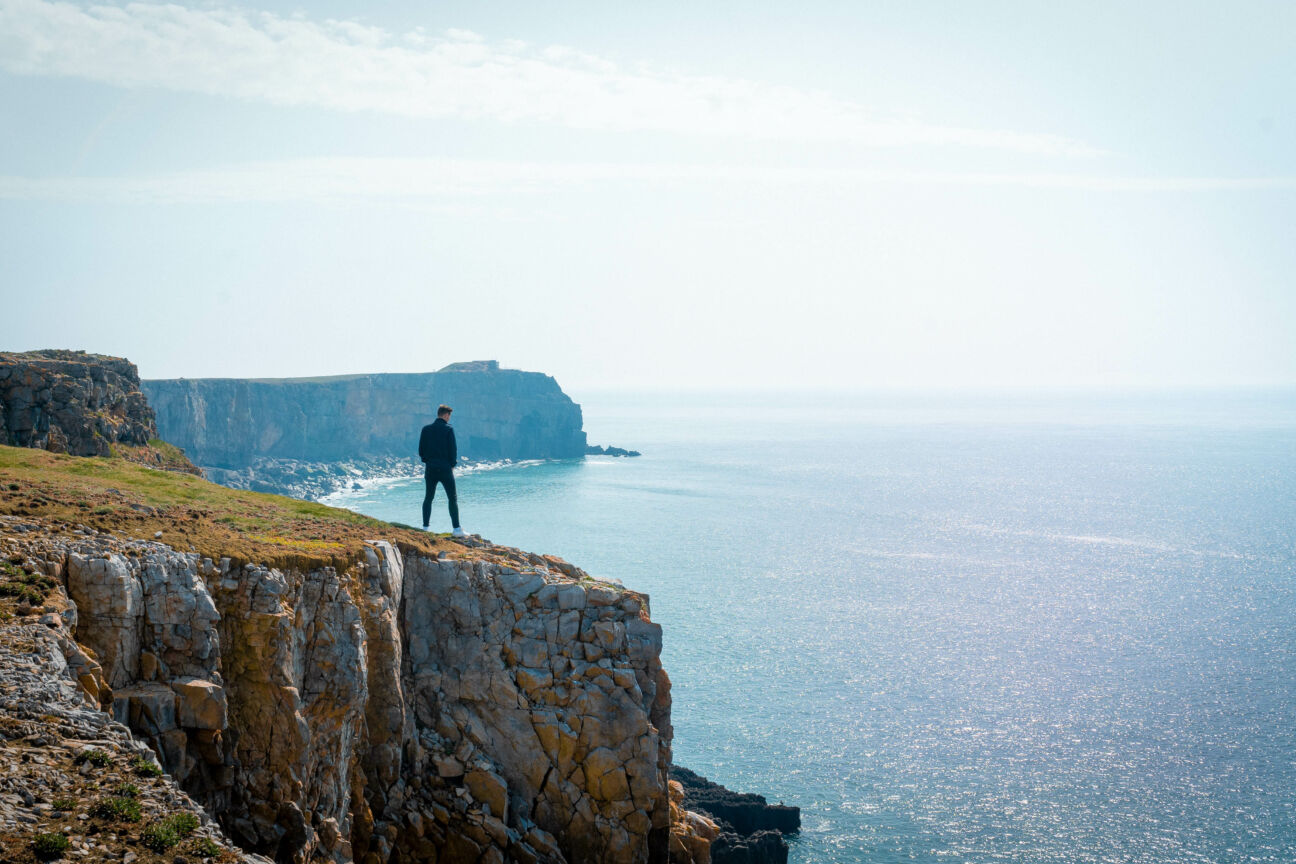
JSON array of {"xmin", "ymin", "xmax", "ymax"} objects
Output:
[
  {"xmin": 587, "ymin": 444, "xmax": 642, "ymax": 457},
  {"xmin": 674, "ymin": 766, "xmax": 799, "ymax": 864},
  {"xmin": 711, "ymin": 830, "xmax": 790, "ymax": 864},
  {"xmin": 673, "ymin": 766, "xmax": 800, "ymax": 835}
]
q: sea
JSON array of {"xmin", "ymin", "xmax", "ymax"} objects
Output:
[{"xmin": 322, "ymin": 390, "xmax": 1296, "ymax": 864}]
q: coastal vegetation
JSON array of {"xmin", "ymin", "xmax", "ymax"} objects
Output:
[{"xmin": 0, "ymin": 444, "xmax": 446, "ymax": 569}]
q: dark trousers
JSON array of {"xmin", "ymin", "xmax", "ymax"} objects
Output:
[{"xmin": 422, "ymin": 466, "xmax": 460, "ymax": 529}]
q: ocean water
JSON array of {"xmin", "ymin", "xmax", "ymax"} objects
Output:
[{"xmin": 323, "ymin": 391, "xmax": 1296, "ymax": 864}]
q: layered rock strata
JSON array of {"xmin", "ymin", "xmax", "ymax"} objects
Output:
[
  {"xmin": 142, "ymin": 361, "xmax": 588, "ymax": 473},
  {"xmin": 1, "ymin": 516, "xmax": 696, "ymax": 864}
]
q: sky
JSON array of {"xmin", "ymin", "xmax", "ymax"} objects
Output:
[{"xmin": 1, "ymin": 0, "xmax": 1293, "ymax": 391}]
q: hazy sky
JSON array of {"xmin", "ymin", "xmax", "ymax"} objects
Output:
[{"xmin": 1, "ymin": 0, "xmax": 1293, "ymax": 390}]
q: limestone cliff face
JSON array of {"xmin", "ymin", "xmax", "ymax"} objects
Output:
[
  {"xmin": 0, "ymin": 350, "xmax": 156, "ymax": 456},
  {"xmin": 11, "ymin": 525, "xmax": 674, "ymax": 864},
  {"xmin": 142, "ymin": 361, "xmax": 588, "ymax": 469}
]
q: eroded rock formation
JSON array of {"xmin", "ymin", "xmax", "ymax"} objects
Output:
[
  {"xmin": 671, "ymin": 768, "xmax": 799, "ymax": 864},
  {"xmin": 2, "ymin": 518, "xmax": 699, "ymax": 864},
  {"xmin": 0, "ymin": 350, "xmax": 155, "ymax": 457}
]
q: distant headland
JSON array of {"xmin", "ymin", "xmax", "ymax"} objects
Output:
[{"xmin": 141, "ymin": 360, "xmax": 637, "ymax": 498}]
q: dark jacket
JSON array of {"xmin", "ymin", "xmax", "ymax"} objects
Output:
[{"xmin": 418, "ymin": 418, "xmax": 458, "ymax": 469}]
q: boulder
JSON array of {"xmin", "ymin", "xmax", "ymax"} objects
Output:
[
  {"xmin": 172, "ymin": 676, "xmax": 228, "ymax": 730},
  {"xmin": 465, "ymin": 768, "xmax": 510, "ymax": 821}
]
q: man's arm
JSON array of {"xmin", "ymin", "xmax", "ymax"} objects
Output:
[
  {"xmin": 418, "ymin": 426, "xmax": 430, "ymax": 462},
  {"xmin": 448, "ymin": 427, "xmax": 458, "ymax": 467}
]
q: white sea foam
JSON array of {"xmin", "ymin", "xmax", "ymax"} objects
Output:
[
  {"xmin": 456, "ymin": 458, "xmax": 545, "ymax": 476},
  {"xmin": 319, "ymin": 458, "xmax": 548, "ymax": 505}
]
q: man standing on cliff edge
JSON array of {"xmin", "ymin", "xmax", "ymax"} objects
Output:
[{"xmin": 419, "ymin": 404, "xmax": 465, "ymax": 537}]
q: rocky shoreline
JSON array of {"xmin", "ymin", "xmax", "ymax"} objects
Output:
[
  {"xmin": 203, "ymin": 456, "xmax": 575, "ymax": 502},
  {"xmin": 202, "ymin": 452, "xmax": 645, "ymax": 502},
  {"xmin": 672, "ymin": 768, "xmax": 799, "ymax": 864},
  {"xmin": 585, "ymin": 445, "xmax": 642, "ymax": 458},
  {"xmin": 200, "ymin": 455, "xmax": 425, "ymax": 500}
]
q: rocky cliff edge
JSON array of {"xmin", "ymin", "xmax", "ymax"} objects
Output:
[{"xmin": 0, "ymin": 445, "xmax": 722, "ymax": 864}]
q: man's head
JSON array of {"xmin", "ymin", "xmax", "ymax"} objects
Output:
[{"xmin": 437, "ymin": 404, "xmax": 453, "ymax": 420}]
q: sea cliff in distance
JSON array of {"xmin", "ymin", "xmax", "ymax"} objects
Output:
[{"xmin": 142, "ymin": 361, "xmax": 591, "ymax": 497}]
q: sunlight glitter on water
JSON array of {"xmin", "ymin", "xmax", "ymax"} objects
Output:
[{"xmin": 324, "ymin": 392, "xmax": 1296, "ymax": 863}]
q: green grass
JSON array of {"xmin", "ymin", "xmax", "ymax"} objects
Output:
[
  {"xmin": 147, "ymin": 437, "xmax": 189, "ymax": 463},
  {"xmin": 32, "ymin": 832, "xmax": 70, "ymax": 860},
  {"xmin": 140, "ymin": 812, "xmax": 200, "ymax": 851},
  {"xmin": 0, "ymin": 581, "xmax": 44, "ymax": 604},
  {"xmin": 188, "ymin": 837, "xmax": 222, "ymax": 858},
  {"xmin": 0, "ymin": 444, "xmax": 445, "ymax": 567},
  {"xmin": 130, "ymin": 755, "xmax": 163, "ymax": 778},
  {"xmin": 0, "ymin": 562, "xmax": 57, "ymax": 606},
  {"xmin": 89, "ymin": 796, "xmax": 142, "ymax": 822},
  {"xmin": 73, "ymin": 749, "xmax": 111, "ymax": 768}
]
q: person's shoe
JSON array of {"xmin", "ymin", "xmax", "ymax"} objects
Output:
[{"xmin": 452, "ymin": 527, "xmax": 466, "ymax": 538}]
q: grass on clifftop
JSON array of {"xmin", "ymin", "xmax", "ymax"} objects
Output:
[{"xmin": 0, "ymin": 444, "xmax": 446, "ymax": 567}]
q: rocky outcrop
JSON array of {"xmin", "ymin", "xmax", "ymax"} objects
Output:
[
  {"xmin": 1, "ymin": 350, "xmax": 152, "ymax": 456},
  {"xmin": 1, "ymin": 516, "xmax": 691, "ymax": 864},
  {"xmin": 671, "ymin": 768, "xmax": 799, "ymax": 864},
  {"xmin": 142, "ymin": 361, "xmax": 588, "ymax": 475},
  {"xmin": 0, "ymin": 349, "xmax": 201, "ymax": 475},
  {"xmin": 585, "ymin": 445, "xmax": 642, "ymax": 458}
]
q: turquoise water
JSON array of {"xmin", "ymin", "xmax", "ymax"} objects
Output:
[{"xmin": 324, "ymin": 391, "xmax": 1296, "ymax": 864}]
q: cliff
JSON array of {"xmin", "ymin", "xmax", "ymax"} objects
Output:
[
  {"xmin": 0, "ymin": 445, "xmax": 721, "ymax": 864},
  {"xmin": 0, "ymin": 350, "xmax": 199, "ymax": 475},
  {"xmin": 142, "ymin": 361, "xmax": 587, "ymax": 471}
]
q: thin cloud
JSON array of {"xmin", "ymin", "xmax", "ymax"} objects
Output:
[
  {"xmin": 1, "ymin": 158, "xmax": 1293, "ymax": 205},
  {"xmin": 0, "ymin": 0, "xmax": 1098, "ymax": 155}
]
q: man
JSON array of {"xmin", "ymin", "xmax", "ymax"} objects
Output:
[{"xmin": 418, "ymin": 404, "xmax": 466, "ymax": 537}]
